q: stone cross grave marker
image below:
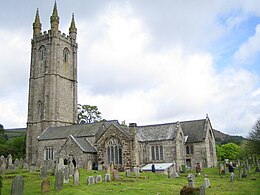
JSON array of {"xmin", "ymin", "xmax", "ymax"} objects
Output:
[
  {"xmin": 11, "ymin": 175, "xmax": 24, "ymax": 195},
  {"xmin": 73, "ymin": 168, "xmax": 80, "ymax": 186},
  {"xmin": 69, "ymin": 161, "xmax": 75, "ymax": 177},
  {"xmin": 55, "ymin": 169, "xmax": 64, "ymax": 190},
  {"xmin": 107, "ymin": 164, "xmax": 111, "ymax": 174},
  {"xmin": 41, "ymin": 177, "xmax": 50, "ymax": 193},
  {"xmin": 199, "ymin": 184, "xmax": 206, "ymax": 195},
  {"xmin": 187, "ymin": 173, "xmax": 195, "ymax": 188}
]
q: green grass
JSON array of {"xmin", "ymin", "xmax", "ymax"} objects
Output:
[{"xmin": 1, "ymin": 168, "xmax": 260, "ymax": 194}]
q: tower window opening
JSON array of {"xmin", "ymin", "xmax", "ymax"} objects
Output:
[{"xmin": 63, "ymin": 48, "xmax": 69, "ymax": 63}]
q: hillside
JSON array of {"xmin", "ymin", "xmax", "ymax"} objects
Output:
[{"xmin": 213, "ymin": 129, "xmax": 245, "ymax": 145}]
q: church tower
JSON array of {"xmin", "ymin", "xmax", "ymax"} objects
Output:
[{"xmin": 26, "ymin": 2, "xmax": 78, "ymax": 164}]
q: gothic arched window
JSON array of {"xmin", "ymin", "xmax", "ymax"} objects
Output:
[
  {"xmin": 105, "ymin": 137, "xmax": 122, "ymax": 165},
  {"xmin": 39, "ymin": 45, "xmax": 46, "ymax": 61},
  {"xmin": 63, "ymin": 48, "xmax": 69, "ymax": 63},
  {"xmin": 186, "ymin": 145, "xmax": 190, "ymax": 154}
]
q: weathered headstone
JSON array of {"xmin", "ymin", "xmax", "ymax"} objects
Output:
[
  {"xmin": 112, "ymin": 170, "xmax": 120, "ymax": 180},
  {"xmin": 107, "ymin": 164, "xmax": 111, "ymax": 174},
  {"xmin": 0, "ymin": 164, "xmax": 5, "ymax": 175},
  {"xmin": 7, "ymin": 154, "xmax": 12, "ymax": 168},
  {"xmin": 0, "ymin": 175, "xmax": 3, "ymax": 195},
  {"xmin": 230, "ymin": 172, "xmax": 235, "ymax": 182},
  {"xmin": 57, "ymin": 158, "xmax": 65, "ymax": 172},
  {"xmin": 14, "ymin": 159, "xmax": 20, "ymax": 168},
  {"xmin": 219, "ymin": 163, "xmax": 225, "ymax": 174},
  {"xmin": 11, "ymin": 175, "xmax": 24, "ymax": 195},
  {"xmin": 41, "ymin": 177, "xmax": 50, "ymax": 193},
  {"xmin": 69, "ymin": 162, "xmax": 75, "ymax": 177},
  {"xmin": 73, "ymin": 168, "xmax": 80, "ymax": 186},
  {"xmin": 87, "ymin": 176, "xmax": 95, "ymax": 185},
  {"xmin": 55, "ymin": 169, "xmax": 64, "ymax": 190},
  {"xmin": 133, "ymin": 167, "xmax": 139, "ymax": 176},
  {"xmin": 204, "ymin": 178, "xmax": 211, "ymax": 188},
  {"xmin": 104, "ymin": 173, "xmax": 111, "ymax": 182},
  {"xmin": 187, "ymin": 173, "xmax": 195, "ymax": 188},
  {"xmin": 125, "ymin": 169, "xmax": 131, "ymax": 177},
  {"xmin": 98, "ymin": 164, "xmax": 103, "ymax": 171},
  {"xmin": 9, "ymin": 164, "xmax": 16, "ymax": 172},
  {"xmin": 29, "ymin": 165, "xmax": 36, "ymax": 173},
  {"xmin": 168, "ymin": 165, "xmax": 179, "ymax": 178},
  {"xmin": 95, "ymin": 175, "xmax": 102, "ymax": 183},
  {"xmin": 87, "ymin": 161, "xmax": 92, "ymax": 171},
  {"xmin": 40, "ymin": 165, "xmax": 48, "ymax": 179},
  {"xmin": 22, "ymin": 163, "xmax": 29, "ymax": 170},
  {"xmin": 63, "ymin": 166, "xmax": 69, "ymax": 183},
  {"xmin": 199, "ymin": 184, "xmax": 206, "ymax": 195}
]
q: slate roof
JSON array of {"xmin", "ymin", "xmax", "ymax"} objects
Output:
[
  {"xmin": 38, "ymin": 120, "xmax": 120, "ymax": 140},
  {"xmin": 70, "ymin": 135, "xmax": 97, "ymax": 153},
  {"xmin": 180, "ymin": 119, "xmax": 207, "ymax": 143},
  {"xmin": 137, "ymin": 123, "xmax": 179, "ymax": 142}
]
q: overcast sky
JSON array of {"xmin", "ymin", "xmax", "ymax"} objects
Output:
[{"xmin": 0, "ymin": 0, "xmax": 260, "ymax": 137}]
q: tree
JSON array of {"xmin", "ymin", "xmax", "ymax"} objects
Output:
[
  {"xmin": 77, "ymin": 104, "xmax": 102, "ymax": 124},
  {"xmin": 218, "ymin": 143, "xmax": 241, "ymax": 161},
  {"xmin": 247, "ymin": 119, "xmax": 260, "ymax": 155}
]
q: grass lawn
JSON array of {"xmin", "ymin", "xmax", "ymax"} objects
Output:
[{"xmin": 1, "ymin": 167, "xmax": 260, "ymax": 194}]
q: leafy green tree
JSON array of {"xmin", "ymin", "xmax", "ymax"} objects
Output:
[
  {"xmin": 216, "ymin": 144, "xmax": 224, "ymax": 161},
  {"xmin": 77, "ymin": 104, "xmax": 102, "ymax": 124},
  {"xmin": 247, "ymin": 119, "xmax": 260, "ymax": 155},
  {"xmin": 6, "ymin": 136, "xmax": 26, "ymax": 159},
  {"xmin": 219, "ymin": 143, "xmax": 240, "ymax": 161}
]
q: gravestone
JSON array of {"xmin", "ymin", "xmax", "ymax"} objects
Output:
[
  {"xmin": 112, "ymin": 170, "xmax": 120, "ymax": 180},
  {"xmin": 98, "ymin": 164, "xmax": 103, "ymax": 171},
  {"xmin": 22, "ymin": 163, "xmax": 29, "ymax": 170},
  {"xmin": 7, "ymin": 154, "xmax": 12, "ymax": 168},
  {"xmin": 87, "ymin": 161, "xmax": 92, "ymax": 171},
  {"xmin": 0, "ymin": 175, "xmax": 3, "ymax": 195},
  {"xmin": 125, "ymin": 169, "xmax": 131, "ymax": 177},
  {"xmin": 9, "ymin": 164, "xmax": 16, "ymax": 172},
  {"xmin": 63, "ymin": 166, "xmax": 69, "ymax": 183},
  {"xmin": 14, "ymin": 159, "xmax": 19, "ymax": 168},
  {"xmin": 29, "ymin": 165, "xmax": 36, "ymax": 173},
  {"xmin": 199, "ymin": 184, "xmax": 206, "ymax": 195},
  {"xmin": 0, "ymin": 157, "xmax": 4, "ymax": 168},
  {"xmin": 19, "ymin": 158, "xmax": 24, "ymax": 167},
  {"xmin": 73, "ymin": 168, "xmax": 80, "ymax": 186},
  {"xmin": 133, "ymin": 167, "xmax": 139, "ymax": 176},
  {"xmin": 187, "ymin": 173, "xmax": 195, "ymax": 188},
  {"xmin": 230, "ymin": 172, "xmax": 235, "ymax": 182},
  {"xmin": 11, "ymin": 175, "xmax": 24, "ymax": 195},
  {"xmin": 0, "ymin": 164, "xmax": 5, "ymax": 175},
  {"xmin": 41, "ymin": 177, "xmax": 50, "ymax": 193},
  {"xmin": 87, "ymin": 176, "xmax": 95, "ymax": 185},
  {"xmin": 204, "ymin": 178, "xmax": 211, "ymax": 188},
  {"xmin": 107, "ymin": 164, "xmax": 111, "ymax": 174},
  {"xmin": 95, "ymin": 175, "xmax": 102, "ymax": 183},
  {"xmin": 57, "ymin": 158, "xmax": 65, "ymax": 172},
  {"xmin": 104, "ymin": 173, "xmax": 111, "ymax": 182},
  {"xmin": 40, "ymin": 165, "xmax": 48, "ymax": 179},
  {"xmin": 69, "ymin": 162, "xmax": 75, "ymax": 177},
  {"xmin": 110, "ymin": 163, "xmax": 114, "ymax": 172},
  {"xmin": 168, "ymin": 164, "xmax": 179, "ymax": 178},
  {"xmin": 55, "ymin": 169, "xmax": 64, "ymax": 190},
  {"xmin": 219, "ymin": 163, "xmax": 225, "ymax": 174}
]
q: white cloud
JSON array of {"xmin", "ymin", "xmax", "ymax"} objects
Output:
[{"xmin": 234, "ymin": 24, "xmax": 260, "ymax": 65}]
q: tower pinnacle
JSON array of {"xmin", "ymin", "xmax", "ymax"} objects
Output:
[
  {"xmin": 50, "ymin": 1, "xmax": 59, "ymax": 32},
  {"xmin": 33, "ymin": 8, "xmax": 42, "ymax": 36},
  {"xmin": 69, "ymin": 13, "xmax": 77, "ymax": 34}
]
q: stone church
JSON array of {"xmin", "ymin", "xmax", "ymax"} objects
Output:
[{"xmin": 26, "ymin": 2, "xmax": 217, "ymax": 171}]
